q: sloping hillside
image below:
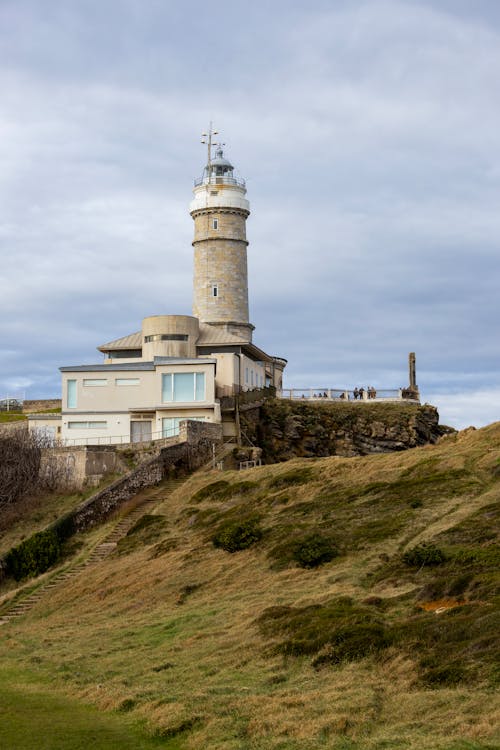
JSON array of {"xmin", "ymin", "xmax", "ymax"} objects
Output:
[{"xmin": 1, "ymin": 423, "xmax": 499, "ymax": 750}]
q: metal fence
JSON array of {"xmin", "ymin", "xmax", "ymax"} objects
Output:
[
  {"xmin": 38, "ymin": 425, "xmax": 182, "ymax": 449},
  {"xmin": 278, "ymin": 388, "xmax": 418, "ymax": 402}
]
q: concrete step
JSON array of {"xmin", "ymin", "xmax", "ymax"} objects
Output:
[{"xmin": 0, "ymin": 478, "xmax": 188, "ymax": 624}]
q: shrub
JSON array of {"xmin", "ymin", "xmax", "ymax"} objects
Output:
[
  {"xmin": 269, "ymin": 531, "xmax": 339, "ymax": 569},
  {"xmin": 402, "ymin": 543, "xmax": 446, "ymax": 567},
  {"xmin": 268, "ymin": 468, "xmax": 313, "ymax": 490},
  {"xmin": 192, "ymin": 480, "xmax": 257, "ymax": 503},
  {"xmin": 292, "ymin": 534, "xmax": 339, "ymax": 568},
  {"xmin": 422, "ymin": 664, "xmax": 467, "ymax": 687},
  {"xmin": 0, "ymin": 428, "xmax": 42, "ymax": 505},
  {"xmin": 212, "ymin": 518, "xmax": 262, "ymax": 552},
  {"xmin": 192, "ymin": 480, "xmax": 230, "ymax": 502},
  {"xmin": 5, "ymin": 529, "xmax": 62, "ymax": 580},
  {"xmin": 258, "ymin": 597, "xmax": 390, "ymax": 666}
]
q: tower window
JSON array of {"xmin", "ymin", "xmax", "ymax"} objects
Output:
[
  {"xmin": 212, "ymin": 284, "xmax": 218, "ymax": 298},
  {"xmin": 212, "ymin": 218, "xmax": 219, "ymax": 230}
]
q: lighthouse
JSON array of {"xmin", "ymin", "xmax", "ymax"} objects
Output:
[{"xmin": 190, "ymin": 127, "xmax": 254, "ymax": 342}]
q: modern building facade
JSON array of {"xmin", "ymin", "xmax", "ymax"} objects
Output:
[{"xmin": 30, "ymin": 133, "xmax": 286, "ymax": 445}]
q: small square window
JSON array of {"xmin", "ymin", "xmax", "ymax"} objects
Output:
[{"xmin": 212, "ymin": 218, "xmax": 219, "ymax": 230}]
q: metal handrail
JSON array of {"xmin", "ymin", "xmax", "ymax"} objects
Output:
[
  {"xmin": 278, "ymin": 388, "xmax": 419, "ymax": 403},
  {"xmin": 193, "ymin": 175, "xmax": 246, "ymax": 188},
  {"xmin": 57, "ymin": 425, "xmax": 181, "ymax": 448}
]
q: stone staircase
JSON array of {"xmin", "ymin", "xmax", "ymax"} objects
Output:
[{"xmin": 0, "ymin": 477, "xmax": 185, "ymax": 625}]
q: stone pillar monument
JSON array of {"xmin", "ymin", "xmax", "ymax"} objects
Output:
[
  {"xmin": 190, "ymin": 129, "xmax": 254, "ymax": 341},
  {"xmin": 408, "ymin": 352, "xmax": 418, "ymax": 395}
]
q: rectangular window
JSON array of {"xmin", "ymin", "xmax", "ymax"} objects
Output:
[
  {"xmin": 83, "ymin": 378, "xmax": 108, "ymax": 387},
  {"xmin": 162, "ymin": 372, "xmax": 206, "ymax": 403},
  {"xmin": 212, "ymin": 283, "xmax": 218, "ymax": 297},
  {"xmin": 212, "ymin": 218, "xmax": 218, "ymax": 229},
  {"xmin": 68, "ymin": 421, "xmax": 107, "ymax": 429},
  {"xmin": 67, "ymin": 379, "xmax": 77, "ymax": 408},
  {"xmin": 115, "ymin": 378, "xmax": 140, "ymax": 386},
  {"xmin": 251, "ymin": 370, "xmax": 254, "ymax": 387},
  {"xmin": 195, "ymin": 372, "xmax": 205, "ymax": 401},
  {"xmin": 245, "ymin": 368, "xmax": 249, "ymax": 384}
]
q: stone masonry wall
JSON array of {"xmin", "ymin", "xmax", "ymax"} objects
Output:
[
  {"xmin": 23, "ymin": 399, "xmax": 61, "ymax": 413},
  {"xmin": 192, "ymin": 208, "xmax": 249, "ymax": 324},
  {"xmin": 0, "ymin": 421, "xmax": 224, "ymax": 581},
  {"xmin": 60, "ymin": 425, "xmax": 222, "ymax": 533}
]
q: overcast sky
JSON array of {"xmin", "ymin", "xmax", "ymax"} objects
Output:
[{"xmin": 1, "ymin": 0, "xmax": 499, "ymax": 429}]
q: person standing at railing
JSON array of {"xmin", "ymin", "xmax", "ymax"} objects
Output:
[{"xmin": 353, "ymin": 387, "xmax": 359, "ymax": 400}]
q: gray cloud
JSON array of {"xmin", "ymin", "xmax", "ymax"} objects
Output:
[{"xmin": 1, "ymin": 1, "xmax": 499, "ymax": 428}]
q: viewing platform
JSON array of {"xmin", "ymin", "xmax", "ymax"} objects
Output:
[{"xmin": 278, "ymin": 388, "xmax": 420, "ymax": 403}]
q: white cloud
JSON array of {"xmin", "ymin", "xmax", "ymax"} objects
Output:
[{"xmin": 428, "ymin": 388, "xmax": 500, "ymax": 430}]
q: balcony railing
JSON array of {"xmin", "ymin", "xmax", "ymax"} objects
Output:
[
  {"xmin": 194, "ymin": 175, "xmax": 246, "ymax": 188},
  {"xmin": 278, "ymin": 388, "xmax": 420, "ymax": 403},
  {"xmin": 42, "ymin": 424, "xmax": 184, "ymax": 448}
]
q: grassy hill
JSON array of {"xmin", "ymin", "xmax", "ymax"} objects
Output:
[{"xmin": 1, "ymin": 423, "xmax": 499, "ymax": 749}]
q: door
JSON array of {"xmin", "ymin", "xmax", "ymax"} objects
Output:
[{"xmin": 130, "ymin": 420, "xmax": 152, "ymax": 443}]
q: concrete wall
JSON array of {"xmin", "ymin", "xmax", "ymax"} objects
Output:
[
  {"xmin": 39, "ymin": 419, "xmax": 223, "ymax": 490},
  {"xmin": 40, "ymin": 446, "xmax": 123, "ymax": 489},
  {"xmin": 142, "ymin": 315, "xmax": 199, "ymax": 359}
]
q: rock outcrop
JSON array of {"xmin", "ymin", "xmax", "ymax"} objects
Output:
[{"xmin": 240, "ymin": 400, "xmax": 451, "ymax": 462}]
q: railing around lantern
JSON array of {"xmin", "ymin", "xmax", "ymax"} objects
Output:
[{"xmin": 194, "ymin": 175, "xmax": 246, "ymax": 188}]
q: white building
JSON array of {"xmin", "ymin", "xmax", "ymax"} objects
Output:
[{"xmin": 31, "ymin": 131, "xmax": 286, "ymax": 445}]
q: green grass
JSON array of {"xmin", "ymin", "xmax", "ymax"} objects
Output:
[
  {"xmin": 0, "ymin": 412, "xmax": 26, "ymax": 423},
  {"xmin": 0, "ymin": 669, "xmax": 183, "ymax": 750}
]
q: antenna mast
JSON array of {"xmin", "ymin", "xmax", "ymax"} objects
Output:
[{"xmin": 201, "ymin": 123, "xmax": 221, "ymax": 177}]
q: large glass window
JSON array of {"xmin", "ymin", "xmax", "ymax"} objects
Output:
[
  {"xmin": 162, "ymin": 372, "xmax": 206, "ymax": 403},
  {"xmin": 67, "ymin": 379, "xmax": 77, "ymax": 408}
]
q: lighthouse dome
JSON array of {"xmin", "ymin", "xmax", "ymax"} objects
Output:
[{"xmin": 210, "ymin": 147, "xmax": 233, "ymax": 170}]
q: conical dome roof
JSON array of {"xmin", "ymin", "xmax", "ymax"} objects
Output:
[{"xmin": 208, "ymin": 146, "xmax": 233, "ymax": 171}]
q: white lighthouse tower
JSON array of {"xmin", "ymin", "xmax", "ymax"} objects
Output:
[{"xmin": 189, "ymin": 126, "xmax": 254, "ymax": 342}]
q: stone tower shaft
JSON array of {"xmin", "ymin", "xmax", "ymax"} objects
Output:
[{"xmin": 190, "ymin": 145, "xmax": 253, "ymax": 341}]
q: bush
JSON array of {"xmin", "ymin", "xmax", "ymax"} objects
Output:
[
  {"xmin": 402, "ymin": 543, "xmax": 446, "ymax": 567},
  {"xmin": 268, "ymin": 468, "xmax": 313, "ymax": 490},
  {"xmin": 192, "ymin": 480, "xmax": 257, "ymax": 503},
  {"xmin": 192, "ymin": 480, "xmax": 231, "ymax": 502},
  {"xmin": 212, "ymin": 518, "xmax": 262, "ymax": 553},
  {"xmin": 5, "ymin": 529, "xmax": 62, "ymax": 580},
  {"xmin": 292, "ymin": 534, "xmax": 339, "ymax": 568},
  {"xmin": 0, "ymin": 428, "xmax": 42, "ymax": 505},
  {"xmin": 269, "ymin": 531, "xmax": 339, "ymax": 569},
  {"xmin": 258, "ymin": 597, "xmax": 390, "ymax": 665}
]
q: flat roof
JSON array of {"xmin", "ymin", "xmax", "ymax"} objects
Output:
[{"xmin": 60, "ymin": 358, "xmax": 216, "ymax": 372}]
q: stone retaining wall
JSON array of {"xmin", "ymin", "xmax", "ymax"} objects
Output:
[
  {"xmin": 0, "ymin": 421, "xmax": 223, "ymax": 582},
  {"xmin": 23, "ymin": 399, "xmax": 62, "ymax": 413},
  {"xmin": 53, "ymin": 425, "xmax": 222, "ymax": 534}
]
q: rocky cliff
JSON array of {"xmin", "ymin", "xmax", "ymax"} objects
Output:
[{"xmin": 240, "ymin": 400, "xmax": 451, "ymax": 462}]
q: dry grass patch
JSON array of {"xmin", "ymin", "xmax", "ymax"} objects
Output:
[{"xmin": 1, "ymin": 423, "xmax": 499, "ymax": 748}]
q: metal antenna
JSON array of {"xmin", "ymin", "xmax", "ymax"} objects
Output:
[{"xmin": 200, "ymin": 122, "xmax": 219, "ymax": 171}]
